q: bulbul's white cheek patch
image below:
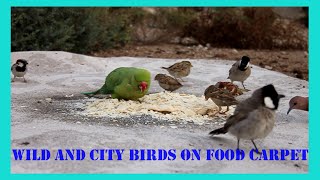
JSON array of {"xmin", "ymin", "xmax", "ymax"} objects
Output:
[
  {"xmin": 245, "ymin": 63, "xmax": 250, "ymax": 69},
  {"xmin": 264, "ymin": 97, "xmax": 275, "ymax": 109}
]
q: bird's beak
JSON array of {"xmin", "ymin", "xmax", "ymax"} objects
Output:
[
  {"xmin": 278, "ymin": 94, "xmax": 285, "ymax": 99},
  {"xmin": 139, "ymin": 81, "xmax": 148, "ymax": 92},
  {"xmin": 287, "ymin": 106, "xmax": 293, "ymax": 115}
]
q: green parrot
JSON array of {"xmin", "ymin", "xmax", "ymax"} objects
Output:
[{"xmin": 82, "ymin": 67, "xmax": 151, "ymax": 100}]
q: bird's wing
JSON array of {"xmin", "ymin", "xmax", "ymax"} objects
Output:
[
  {"xmin": 164, "ymin": 77, "xmax": 182, "ymax": 86},
  {"xmin": 209, "ymin": 91, "xmax": 238, "ymax": 104},
  {"xmin": 223, "ymin": 111, "xmax": 248, "ymax": 130},
  {"xmin": 228, "ymin": 61, "xmax": 238, "ymax": 77},
  {"xmin": 11, "ymin": 64, "xmax": 17, "ymax": 71},
  {"xmin": 216, "ymin": 91, "xmax": 238, "ymax": 102},
  {"xmin": 169, "ymin": 63, "xmax": 186, "ymax": 72}
]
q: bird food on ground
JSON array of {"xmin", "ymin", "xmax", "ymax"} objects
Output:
[{"xmin": 82, "ymin": 92, "xmax": 235, "ymax": 125}]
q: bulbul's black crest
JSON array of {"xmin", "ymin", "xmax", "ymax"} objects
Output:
[
  {"xmin": 238, "ymin": 56, "xmax": 250, "ymax": 71},
  {"xmin": 261, "ymin": 84, "xmax": 285, "ymax": 110},
  {"xmin": 14, "ymin": 59, "xmax": 28, "ymax": 72}
]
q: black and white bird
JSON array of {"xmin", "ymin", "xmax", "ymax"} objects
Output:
[
  {"xmin": 11, "ymin": 59, "xmax": 28, "ymax": 82},
  {"xmin": 228, "ymin": 56, "xmax": 251, "ymax": 89},
  {"xmin": 209, "ymin": 84, "xmax": 285, "ymax": 154}
]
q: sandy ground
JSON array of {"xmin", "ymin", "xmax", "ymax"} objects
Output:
[{"xmin": 11, "ymin": 51, "xmax": 308, "ymax": 173}]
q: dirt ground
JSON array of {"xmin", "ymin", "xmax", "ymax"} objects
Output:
[{"xmin": 93, "ymin": 44, "xmax": 308, "ymax": 81}]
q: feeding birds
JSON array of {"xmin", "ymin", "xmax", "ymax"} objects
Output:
[
  {"xmin": 209, "ymin": 84, "xmax": 285, "ymax": 154},
  {"xmin": 82, "ymin": 67, "xmax": 151, "ymax": 100},
  {"xmin": 154, "ymin": 74, "xmax": 183, "ymax": 92},
  {"xmin": 162, "ymin": 61, "xmax": 193, "ymax": 81},
  {"xmin": 214, "ymin": 81, "xmax": 244, "ymax": 96},
  {"xmin": 11, "ymin": 59, "xmax": 29, "ymax": 83},
  {"xmin": 287, "ymin": 96, "xmax": 308, "ymax": 114},
  {"xmin": 228, "ymin": 56, "xmax": 251, "ymax": 89},
  {"xmin": 204, "ymin": 85, "xmax": 238, "ymax": 113}
]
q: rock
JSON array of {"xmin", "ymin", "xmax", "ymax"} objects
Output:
[
  {"xmin": 205, "ymin": 55, "xmax": 214, "ymax": 58},
  {"xmin": 180, "ymin": 37, "xmax": 199, "ymax": 46},
  {"xmin": 45, "ymin": 98, "xmax": 52, "ymax": 103},
  {"xmin": 265, "ymin": 65, "xmax": 273, "ymax": 70},
  {"xmin": 232, "ymin": 49, "xmax": 238, "ymax": 53},
  {"xmin": 176, "ymin": 49, "xmax": 188, "ymax": 54},
  {"xmin": 142, "ymin": 8, "xmax": 157, "ymax": 15},
  {"xmin": 206, "ymin": 43, "xmax": 211, "ymax": 48},
  {"xmin": 170, "ymin": 36, "xmax": 181, "ymax": 44}
]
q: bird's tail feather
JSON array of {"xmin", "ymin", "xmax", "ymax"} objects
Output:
[
  {"xmin": 81, "ymin": 90, "xmax": 100, "ymax": 96},
  {"xmin": 161, "ymin": 67, "xmax": 168, "ymax": 69},
  {"xmin": 209, "ymin": 127, "xmax": 227, "ymax": 135},
  {"xmin": 81, "ymin": 84, "xmax": 107, "ymax": 96}
]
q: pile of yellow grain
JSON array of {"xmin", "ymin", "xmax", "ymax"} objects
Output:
[{"xmin": 82, "ymin": 92, "xmax": 234, "ymax": 125}]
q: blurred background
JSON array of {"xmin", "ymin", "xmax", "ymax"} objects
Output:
[{"xmin": 11, "ymin": 7, "xmax": 308, "ymax": 80}]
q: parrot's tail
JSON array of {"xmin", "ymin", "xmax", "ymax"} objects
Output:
[{"xmin": 81, "ymin": 90, "xmax": 100, "ymax": 96}]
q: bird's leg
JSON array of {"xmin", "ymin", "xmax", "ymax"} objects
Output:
[
  {"xmin": 236, "ymin": 139, "xmax": 245, "ymax": 156},
  {"xmin": 11, "ymin": 76, "xmax": 16, "ymax": 82},
  {"xmin": 251, "ymin": 140, "xmax": 262, "ymax": 154},
  {"xmin": 226, "ymin": 106, "xmax": 229, "ymax": 111},
  {"xmin": 237, "ymin": 138, "xmax": 240, "ymax": 150},
  {"xmin": 218, "ymin": 106, "xmax": 224, "ymax": 114},
  {"xmin": 241, "ymin": 82, "xmax": 246, "ymax": 90},
  {"xmin": 23, "ymin": 76, "xmax": 27, "ymax": 83}
]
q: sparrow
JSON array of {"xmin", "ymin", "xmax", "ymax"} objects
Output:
[
  {"xmin": 287, "ymin": 96, "xmax": 308, "ymax": 114},
  {"xmin": 154, "ymin": 74, "xmax": 183, "ymax": 92},
  {"xmin": 204, "ymin": 85, "xmax": 238, "ymax": 113},
  {"xmin": 228, "ymin": 56, "xmax": 251, "ymax": 89},
  {"xmin": 209, "ymin": 84, "xmax": 285, "ymax": 154},
  {"xmin": 161, "ymin": 61, "xmax": 193, "ymax": 81},
  {"xmin": 11, "ymin": 59, "xmax": 29, "ymax": 83},
  {"xmin": 214, "ymin": 81, "xmax": 244, "ymax": 96}
]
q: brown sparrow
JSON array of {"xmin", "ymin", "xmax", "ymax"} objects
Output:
[
  {"xmin": 204, "ymin": 85, "xmax": 238, "ymax": 113},
  {"xmin": 154, "ymin": 74, "xmax": 183, "ymax": 92},
  {"xmin": 162, "ymin": 61, "xmax": 193, "ymax": 81},
  {"xmin": 214, "ymin": 81, "xmax": 243, "ymax": 96}
]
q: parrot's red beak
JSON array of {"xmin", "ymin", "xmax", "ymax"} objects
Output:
[{"xmin": 139, "ymin": 81, "xmax": 148, "ymax": 92}]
